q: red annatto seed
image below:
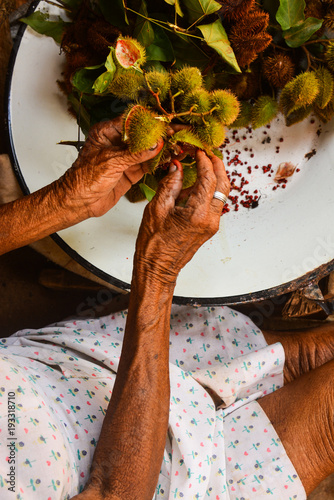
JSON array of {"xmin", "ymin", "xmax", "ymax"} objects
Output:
[
  {"xmin": 310, "ymin": 119, "xmax": 315, "ymax": 124},
  {"xmin": 254, "ymin": 190, "xmax": 258, "ymax": 194},
  {"xmin": 255, "ymin": 165, "xmax": 259, "ymax": 169},
  {"xmin": 279, "ymin": 137, "xmax": 284, "ymax": 142},
  {"xmin": 250, "ymin": 154, "xmax": 254, "ymax": 158},
  {"xmin": 273, "ymin": 186, "xmax": 277, "ymax": 190},
  {"xmin": 296, "ymin": 168, "xmax": 300, "ymax": 172}
]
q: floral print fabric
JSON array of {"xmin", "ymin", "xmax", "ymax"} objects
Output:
[{"xmin": 0, "ymin": 305, "xmax": 306, "ymax": 499}]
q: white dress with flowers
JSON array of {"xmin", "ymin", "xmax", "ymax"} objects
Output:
[{"xmin": 0, "ymin": 305, "xmax": 306, "ymax": 499}]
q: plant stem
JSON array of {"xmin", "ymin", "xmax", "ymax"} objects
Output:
[
  {"xmin": 125, "ymin": 7, "xmax": 204, "ymax": 40},
  {"xmin": 144, "ymin": 74, "xmax": 170, "ymax": 116},
  {"xmin": 169, "ymin": 90, "xmax": 175, "ymax": 113},
  {"xmin": 303, "ymin": 38, "xmax": 332, "ymax": 46},
  {"xmin": 271, "ymin": 42, "xmax": 291, "ymax": 52},
  {"xmin": 302, "ymin": 45, "xmax": 312, "ymax": 71},
  {"xmin": 168, "ymin": 105, "xmax": 218, "ymax": 120}
]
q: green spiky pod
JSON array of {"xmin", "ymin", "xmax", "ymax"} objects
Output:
[
  {"xmin": 109, "ymin": 71, "xmax": 146, "ymax": 101},
  {"xmin": 123, "ymin": 105, "xmax": 167, "ymax": 153},
  {"xmin": 314, "ymin": 66, "xmax": 334, "ymax": 109},
  {"xmin": 194, "ymin": 117, "xmax": 226, "ymax": 148},
  {"xmin": 210, "ymin": 89, "xmax": 240, "ymax": 125},
  {"xmin": 285, "ymin": 106, "xmax": 313, "ymax": 126},
  {"xmin": 325, "ymin": 42, "xmax": 334, "ymax": 71},
  {"xmin": 171, "ymin": 67, "xmax": 203, "ymax": 96},
  {"xmin": 314, "ymin": 92, "xmax": 334, "ymax": 123},
  {"xmin": 228, "ymin": 101, "xmax": 253, "ymax": 129},
  {"xmin": 217, "ymin": 71, "xmax": 261, "ymax": 101},
  {"xmin": 212, "ymin": 148, "xmax": 224, "ymax": 160},
  {"xmin": 182, "ymin": 165, "xmax": 197, "ymax": 190},
  {"xmin": 181, "ymin": 89, "xmax": 211, "ymax": 124},
  {"xmin": 279, "ymin": 86, "xmax": 295, "ymax": 117},
  {"xmin": 169, "ymin": 129, "xmax": 207, "ymax": 151},
  {"xmin": 279, "ymin": 72, "xmax": 319, "ymax": 116},
  {"xmin": 145, "ymin": 70, "xmax": 171, "ymax": 106},
  {"xmin": 251, "ymin": 96, "xmax": 278, "ymax": 129}
]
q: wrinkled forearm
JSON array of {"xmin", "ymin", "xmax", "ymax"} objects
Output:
[
  {"xmin": 76, "ymin": 268, "xmax": 174, "ymax": 500},
  {"xmin": 0, "ymin": 181, "xmax": 85, "ymax": 255}
]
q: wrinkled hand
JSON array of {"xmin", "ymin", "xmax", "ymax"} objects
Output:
[
  {"xmin": 134, "ymin": 150, "xmax": 230, "ymax": 286},
  {"xmin": 57, "ymin": 116, "xmax": 164, "ymax": 219}
]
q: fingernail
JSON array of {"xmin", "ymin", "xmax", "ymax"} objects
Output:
[
  {"xmin": 169, "ymin": 163, "xmax": 177, "ymax": 173},
  {"xmin": 149, "ymin": 142, "xmax": 158, "ymax": 151}
]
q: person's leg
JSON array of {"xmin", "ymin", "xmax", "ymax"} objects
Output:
[
  {"xmin": 262, "ymin": 323, "xmax": 334, "ymax": 383},
  {"xmin": 258, "ymin": 359, "xmax": 334, "ymax": 495}
]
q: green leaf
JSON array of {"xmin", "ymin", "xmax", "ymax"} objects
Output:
[
  {"xmin": 105, "ymin": 48, "xmax": 117, "ymax": 75},
  {"xmin": 283, "ymin": 17, "xmax": 323, "ymax": 47},
  {"xmin": 133, "ymin": 1, "xmax": 155, "ymax": 47},
  {"xmin": 197, "ymin": 20, "xmax": 241, "ymax": 73},
  {"xmin": 276, "ymin": 0, "xmax": 305, "ymax": 30},
  {"xmin": 182, "ymin": 0, "xmax": 221, "ymax": 23},
  {"xmin": 98, "ymin": 0, "xmax": 128, "ymax": 29},
  {"xmin": 92, "ymin": 71, "xmax": 115, "ymax": 93},
  {"xmin": 20, "ymin": 11, "xmax": 69, "ymax": 44},
  {"xmin": 72, "ymin": 67, "xmax": 104, "ymax": 94},
  {"xmin": 139, "ymin": 182, "xmax": 156, "ymax": 201},
  {"xmin": 146, "ymin": 25, "xmax": 174, "ymax": 62},
  {"xmin": 164, "ymin": 0, "xmax": 184, "ymax": 17},
  {"xmin": 171, "ymin": 32, "xmax": 210, "ymax": 69},
  {"xmin": 170, "ymin": 130, "xmax": 206, "ymax": 149}
]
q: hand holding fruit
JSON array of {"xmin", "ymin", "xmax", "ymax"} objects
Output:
[
  {"xmin": 134, "ymin": 151, "xmax": 231, "ymax": 286},
  {"xmin": 57, "ymin": 116, "xmax": 164, "ymax": 219}
]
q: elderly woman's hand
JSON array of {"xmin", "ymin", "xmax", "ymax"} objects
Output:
[
  {"xmin": 134, "ymin": 150, "xmax": 230, "ymax": 286},
  {"xmin": 57, "ymin": 116, "xmax": 164, "ymax": 219}
]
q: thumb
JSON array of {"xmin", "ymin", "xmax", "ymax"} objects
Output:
[{"xmin": 152, "ymin": 160, "xmax": 184, "ymax": 213}]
